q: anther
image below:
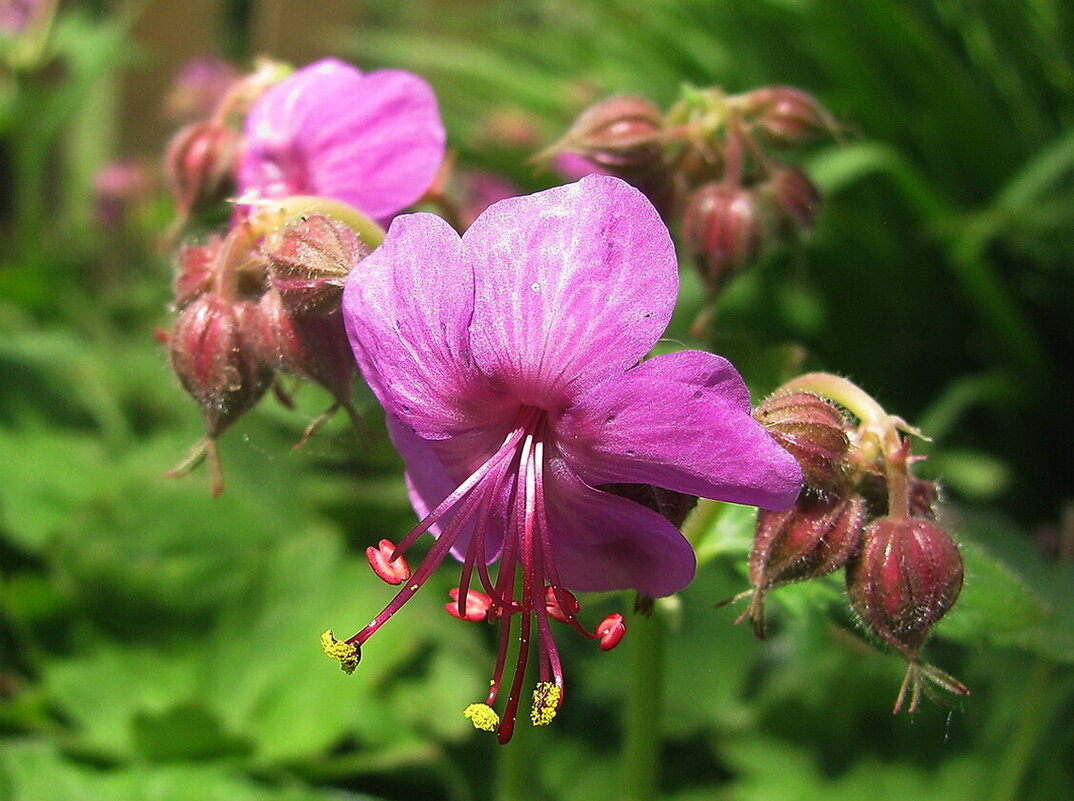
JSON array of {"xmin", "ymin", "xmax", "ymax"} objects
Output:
[
  {"xmin": 530, "ymin": 681, "xmax": 562, "ymax": 726},
  {"xmin": 365, "ymin": 539, "xmax": 411, "ymax": 585},
  {"xmin": 320, "ymin": 629, "xmax": 360, "ymax": 674},
  {"xmin": 544, "ymin": 585, "xmax": 580, "ymax": 623},
  {"xmin": 446, "ymin": 587, "xmax": 494, "ymax": 622},
  {"xmin": 596, "ymin": 613, "xmax": 626, "ymax": 651},
  {"xmin": 463, "ymin": 703, "xmax": 501, "ymax": 732}
]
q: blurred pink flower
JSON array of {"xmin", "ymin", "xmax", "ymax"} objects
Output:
[{"xmin": 239, "ymin": 58, "xmax": 445, "ymax": 224}]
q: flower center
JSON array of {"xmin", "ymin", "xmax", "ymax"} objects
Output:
[{"xmin": 325, "ymin": 405, "xmax": 623, "ymax": 743}]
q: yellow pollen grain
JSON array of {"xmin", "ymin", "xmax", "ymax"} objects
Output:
[
  {"xmin": 463, "ymin": 703, "xmax": 500, "ymax": 732},
  {"xmin": 320, "ymin": 629, "xmax": 359, "ymax": 675},
  {"xmin": 530, "ymin": 682, "xmax": 562, "ymax": 726}
]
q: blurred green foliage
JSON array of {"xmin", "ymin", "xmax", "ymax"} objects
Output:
[{"xmin": 2, "ymin": 1, "xmax": 1073, "ymax": 800}]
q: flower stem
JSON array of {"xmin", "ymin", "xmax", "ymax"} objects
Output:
[{"xmin": 622, "ymin": 602, "xmax": 665, "ymax": 801}]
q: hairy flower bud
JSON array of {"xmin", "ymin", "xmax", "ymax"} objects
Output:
[
  {"xmin": 738, "ymin": 86, "xmax": 839, "ymax": 147},
  {"xmin": 169, "ymin": 294, "xmax": 273, "ymax": 438},
  {"xmin": 754, "ymin": 391, "xmax": 851, "ymax": 493},
  {"xmin": 683, "ymin": 182, "xmax": 768, "ymax": 292},
  {"xmin": 263, "ymin": 215, "xmax": 366, "ymax": 314},
  {"xmin": 762, "ymin": 166, "xmax": 821, "ymax": 237},
  {"xmin": 560, "ymin": 95, "xmax": 665, "ymax": 170},
  {"xmin": 164, "ymin": 121, "xmax": 241, "ymax": 218},
  {"xmin": 173, "ymin": 237, "xmax": 222, "ymax": 309},
  {"xmin": 846, "ymin": 517, "xmax": 963, "ymax": 660},
  {"xmin": 255, "ymin": 289, "xmax": 356, "ymax": 409}
]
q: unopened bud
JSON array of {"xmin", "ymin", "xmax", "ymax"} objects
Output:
[
  {"xmin": 366, "ymin": 539, "xmax": 411, "ymax": 585},
  {"xmin": 762, "ymin": 166, "xmax": 821, "ymax": 237},
  {"xmin": 683, "ymin": 182, "xmax": 768, "ymax": 292},
  {"xmin": 846, "ymin": 517, "xmax": 963, "ymax": 660},
  {"xmin": 263, "ymin": 215, "xmax": 366, "ymax": 315},
  {"xmin": 751, "ymin": 493, "xmax": 867, "ymax": 591},
  {"xmin": 559, "ymin": 95, "xmax": 665, "ymax": 170},
  {"xmin": 169, "ymin": 294, "xmax": 273, "ymax": 438},
  {"xmin": 544, "ymin": 586, "xmax": 580, "ymax": 623},
  {"xmin": 596, "ymin": 613, "xmax": 626, "ymax": 650},
  {"xmin": 173, "ymin": 237, "xmax": 222, "ymax": 309},
  {"xmin": 255, "ymin": 290, "xmax": 355, "ymax": 407},
  {"xmin": 738, "ymin": 86, "xmax": 839, "ymax": 147},
  {"xmin": 754, "ymin": 391, "xmax": 851, "ymax": 494},
  {"xmin": 446, "ymin": 588, "xmax": 494, "ymax": 622},
  {"xmin": 164, "ymin": 121, "xmax": 241, "ymax": 218}
]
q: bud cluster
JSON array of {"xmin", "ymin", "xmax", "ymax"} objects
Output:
[
  {"xmin": 545, "ymin": 86, "xmax": 837, "ymax": 308},
  {"xmin": 722, "ymin": 373, "xmax": 968, "ymax": 713},
  {"xmin": 157, "ymin": 60, "xmax": 387, "ymax": 496}
]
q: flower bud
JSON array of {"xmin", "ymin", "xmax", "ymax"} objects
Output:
[
  {"xmin": 761, "ymin": 166, "xmax": 821, "ymax": 237},
  {"xmin": 750, "ymin": 493, "xmax": 867, "ymax": 590},
  {"xmin": 164, "ymin": 120, "xmax": 241, "ymax": 218},
  {"xmin": 169, "ymin": 294, "xmax": 274, "ymax": 438},
  {"xmin": 173, "ymin": 237, "xmax": 222, "ymax": 309},
  {"xmin": 753, "ymin": 391, "xmax": 851, "ymax": 494},
  {"xmin": 255, "ymin": 290, "xmax": 355, "ymax": 405},
  {"xmin": 683, "ymin": 182, "xmax": 768, "ymax": 292},
  {"xmin": 846, "ymin": 517, "xmax": 963, "ymax": 660},
  {"xmin": 263, "ymin": 215, "xmax": 366, "ymax": 315},
  {"xmin": 738, "ymin": 86, "xmax": 838, "ymax": 147},
  {"xmin": 559, "ymin": 95, "xmax": 665, "ymax": 170}
]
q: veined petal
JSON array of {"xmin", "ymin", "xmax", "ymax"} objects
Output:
[
  {"xmin": 464, "ymin": 175, "xmax": 678, "ymax": 409},
  {"xmin": 543, "ymin": 458, "xmax": 696, "ymax": 597},
  {"xmin": 240, "ymin": 59, "xmax": 445, "ymax": 221},
  {"xmin": 343, "ymin": 213, "xmax": 509, "ymax": 438},
  {"xmin": 557, "ymin": 350, "xmax": 802, "ymax": 509}
]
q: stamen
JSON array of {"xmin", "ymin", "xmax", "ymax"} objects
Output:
[
  {"xmin": 446, "ymin": 587, "xmax": 493, "ymax": 621},
  {"xmin": 320, "ymin": 629, "xmax": 360, "ymax": 674},
  {"xmin": 596, "ymin": 614, "xmax": 627, "ymax": 650}
]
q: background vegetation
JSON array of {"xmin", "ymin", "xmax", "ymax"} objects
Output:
[{"xmin": 2, "ymin": 1, "xmax": 1072, "ymax": 799}]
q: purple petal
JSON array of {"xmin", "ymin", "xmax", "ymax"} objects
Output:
[
  {"xmin": 557, "ymin": 350, "xmax": 802, "ymax": 509},
  {"xmin": 542, "ymin": 458, "xmax": 696, "ymax": 597},
  {"xmin": 463, "ymin": 175, "xmax": 678, "ymax": 408},
  {"xmin": 343, "ymin": 213, "xmax": 512, "ymax": 439},
  {"xmin": 240, "ymin": 59, "xmax": 445, "ymax": 221}
]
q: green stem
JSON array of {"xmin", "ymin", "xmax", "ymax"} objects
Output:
[{"xmin": 622, "ymin": 604, "xmax": 664, "ymax": 801}]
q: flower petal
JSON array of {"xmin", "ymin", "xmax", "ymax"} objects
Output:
[
  {"xmin": 463, "ymin": 175, "xmax": 678, "ymax": 408},
  {"xmin": 542, "ymin": 458, "xmax": 696, "ymax": 597},
  {"xmin": 557, "ymin": 350, "xmax": 802, "ymax": 509},
  {"xmin": 240, "ymin": 59, "xmax": 445, "ymax": 221},
  {"xmin": 343, "ymin": 212, "xmax": 511, "ymax": 439}
]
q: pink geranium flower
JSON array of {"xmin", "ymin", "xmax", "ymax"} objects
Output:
[
  {"xmin": 239, "ymin": 58, "xmax": 445, "ymax": 223},
  {"xmin": 338, "ymin": 174, "xmax": 801, "ymax": 741}
]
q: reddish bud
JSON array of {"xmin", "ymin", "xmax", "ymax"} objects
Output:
[
  {"xmin": 173, "ymin": 237, "xmax": 222, "ymax": 309},
  {"xmin": 446, "ymin": 588, "xmax": 494, "ymax": 622},
  {"xmin": 263, "ymin": 215, "xmax": 366, "ymax": 315},
  {"xmin": 751, "ymin": 493, "xmax": 867, "ymax": 591},
  {"xmin": 366, "ymin": 539, "xmax": 411, "ymax": 585},
  {"xmin": 754, "ymin": 391, "xmax": 851, "ymax": 494},
  {"xmin": 169, "ymin": 294, "xmax": 273, "ymax": 437},
  {"xmin": 739, "ymin": 86, "xmax": 839, "ymax": 147},
  {"xmin": 683, "ymin": 182, "xmax": 768, "ymax": 292},
  {"xmin": 560, "ymin": 95, "xmax": 665, "ymax": 170},
  {"xmin": 544, "ymin": 586, "xmax": 580, "ymax": 624},
  {"xmin": 846, "ymin": 517, "xmax": 963, "ymax": 660},
  {"xmin": 255, "ymin": 289, "xmax": 355, "ymax": 406},
  {"xmin": 596, "ymin": 613, "xmax": 626, "ymax": 651},
  {"xmin": 164, "ymin": 121, "xmax": 241, "ymax": 218},
  {"xmin": 762, "ymin": 166, "xmax": 821, "ymax": 237}
]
